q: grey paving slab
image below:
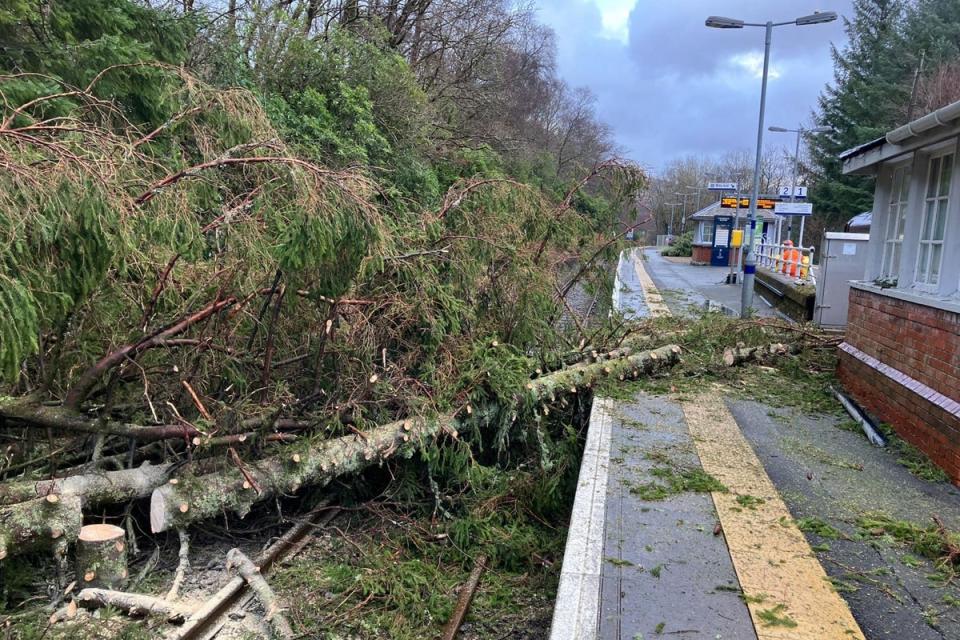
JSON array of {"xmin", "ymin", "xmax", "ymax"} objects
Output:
[
  {"xmin": 640, "ymin": 249, "xmax": 778, "ymax": 318},
  {"xmin": 728, "ymin": 399, "xmax": 960, "ymax": 640},
  {"xmin": 598, "ymin": 394, "xmax": 755, "ymax": 640},
  {"xmin": 612, "ymin": 251, "xmax": 650, "ymax": 319}
]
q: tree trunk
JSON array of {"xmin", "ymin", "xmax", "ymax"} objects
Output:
[
  {"xmin": 150, "ymin": 345, "xmax": 681, "ymax": 532},
  {"xmin": 76, "ymin": 524, "xmax": 128, "ymax": 589},
  {"xmin": 723, "ymin": 342, "xmax": 799, "ymax": 367},
  {"xmin": 0, "ymin": 461, "xmax": 173, "ymax": 506},
  {"xmin": 0, "ymin": 399, "xmax": 201, "ymax": 441},
  {"xmin": 0, "ymin": 494, "xmax": 82, "ymax": 559}
]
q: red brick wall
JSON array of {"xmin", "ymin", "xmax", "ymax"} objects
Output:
[
  {"xmin": 839, "ymin": 286, "xmax": 960, "ymax": 482},
  {"xmin": 844, "ymin": 287, "xmax": 959, "ymax": 400}
]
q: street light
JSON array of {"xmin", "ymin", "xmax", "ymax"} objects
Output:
[
  {"xmin": 664, "ymin": 202, "xmax": 681, "ymax": 236},
  {"xmin": 674, "ymin": 191, "xmax": 694, "ymax": 233},
  {"xmin": 706, "ymin": 10, "xmax": 837, "ymax": 318},
  {"xmin": 684, "ymin": 185, "xmax": 704, "ymax": 212},
  {"xmin": 705, "ymin": 16, "xmax": 744, "ymax": 29},
  {"xmin": 768, "ymin": 124, "xmax": 832, "ymax": 245}
]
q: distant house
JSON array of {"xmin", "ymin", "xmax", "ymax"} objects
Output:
[{"xmin": 839, "ymin": 99, "xmax": 960, "ymax": 483}]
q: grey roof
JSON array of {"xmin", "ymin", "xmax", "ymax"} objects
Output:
[
  {"xmin": 846, "ymin": 211, "xmax": 872, "ymax": 229},
  {"xmin": 838, "ymin": 137, "xmax": 884, "ymax": 160},
  {"xmin": 841, "ymin": 98, "xmax": 960, "ymax": 172}
]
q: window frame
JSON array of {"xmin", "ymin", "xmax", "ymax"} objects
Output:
[
  {"xmin": 880, "ymin": 163, "xmax": 911, "ymax": 280},
  {"xmin": 913, "ymin": 149, "xmax": 954, "ymax": 291},
  {"xmin": 699, "ymin": 220, "xmax": 714, "ymax": 244}
]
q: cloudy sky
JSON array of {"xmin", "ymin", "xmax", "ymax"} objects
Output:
[{"xmin": 535, "ymin": 0, "xmax": 854, "ymax": 172}]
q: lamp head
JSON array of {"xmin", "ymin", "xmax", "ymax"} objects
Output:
[
  {"xmin": 705, "ymin": 16, "xmax": 744, "ymax": 29},
  {"xmin": 795, "ymin": 11, "xmax": 837, "ymax": 26}
]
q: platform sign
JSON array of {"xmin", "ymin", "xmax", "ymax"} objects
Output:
[
  {"xmin": 778, "ymin": 186, "xmax": 808, "ymax": 198},
  {"xmin": 774, "ymin": 202, "xmax": 813, "ymax": 216},
  {"xmin": 708, "ymin": 182, "xmax": 738, "ymax": 191},
  {"xmin": 721, "ymin": 197, "xmax": 778, "ymax": 210}
]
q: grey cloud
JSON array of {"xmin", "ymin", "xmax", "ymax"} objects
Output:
[{"xmin": 538, "ymin": 0, "xmax": 852, "ymax": 170}]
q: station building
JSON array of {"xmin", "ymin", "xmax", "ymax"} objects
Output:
[{"xmin": 839, "ymin": 99, "xmax": 960, "ymax": 482}]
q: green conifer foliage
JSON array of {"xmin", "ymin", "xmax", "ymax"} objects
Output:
[{"xmin": 809, "ymin": 0, "xmax": 911, "ymax": 221}]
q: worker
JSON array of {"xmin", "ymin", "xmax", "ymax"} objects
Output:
[{"xmin": 781, "ymin": 240, "xmax": 800, "ymax": 277}]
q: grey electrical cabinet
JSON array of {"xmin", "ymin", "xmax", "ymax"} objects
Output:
[{"xmin": 814, "ymin": 232, "xmax": 870, "ymax": 329}]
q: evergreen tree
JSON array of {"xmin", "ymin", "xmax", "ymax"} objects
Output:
[
  {"xmin": 0, "ymin": 0, "xmax": 195, "ymax": 125},
  {"xmin": 904, "ymin": 0, "xmax": 960, "ymax": 66},
  {"xmin": 809, "ymin": 0, "xmax": 913, "ymax": 222}
]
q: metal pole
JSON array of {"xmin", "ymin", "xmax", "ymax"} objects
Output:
[
  {"xmin": 799, "ymin": 215, "xmax": 806, "ymax": 247},
  {"xmin": 728, "ymin": 190, "xmax": 740, "ymax": 284},
  {"xmin": 788, "ymin": 127, "xmax": 801, "ymax": 245},
  {"xmin": 740, "ymin": 21, "xmax": 773, "ymax": 318}
]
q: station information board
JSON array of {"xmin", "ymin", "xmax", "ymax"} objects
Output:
[{"xmin": 720, "ymin": 197, "xmax": 778, "ymax": 210}]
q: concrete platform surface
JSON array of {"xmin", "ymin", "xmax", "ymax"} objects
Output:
[
  {"xmin": 640, "ymin": 248, "xmax": 778, "ymax": 318},
  {"xmin": 551, "ymin": 249, "xmax": 865, "ymax": 640}
]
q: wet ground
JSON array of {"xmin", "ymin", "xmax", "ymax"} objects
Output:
[
  {"xmin": 599, "ymin": 396, "xmax": 754, "ymax": 639},
  {"xmin": 565, "ymin": 248, "xmax": 960, "ymax": 639},
  {"xmin": 641, "ymin": 249, "xmax": 779, "ymax": 318},
  {"xmin": 734, "ymin": 400, "xmax": 960, "ymax": 639}
]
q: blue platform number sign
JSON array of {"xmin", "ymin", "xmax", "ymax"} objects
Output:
[{"xmin": 711, "ymin": 215, "xmax": 733, "ymax": 266}]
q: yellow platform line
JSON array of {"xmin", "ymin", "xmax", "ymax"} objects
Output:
[
  {"xmin": 683, "ymin": 394, "xmax": 865, "ymax": 639},
  {"xmin": 631, "ymin": 249, "xmax": 670, "ymax": 316}
]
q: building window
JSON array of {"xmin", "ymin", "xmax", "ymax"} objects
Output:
[
  {"xmin": 699, "ymin": 221, "xmax": 714, "ymax": 243},
  {"xmin": 881, "ymin": 165, "xmax": 910, "ymax": 280},
  {"xmin": 915, "ymin": 152, "xmax": 953, "ymax": 288}
]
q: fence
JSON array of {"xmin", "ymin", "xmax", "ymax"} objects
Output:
[{"xmin": 756, "ymin": 241, "xmax": 816, "ymax": 284}]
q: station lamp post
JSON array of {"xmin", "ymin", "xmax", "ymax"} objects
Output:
[
  {"xmin": 768, "ymin": 124, "xmax": 831, "ymax": 245},
  {"xmin": 705, "ymin": 11, "xmax": 837, "ymax": 317},
  {"xmin": 665, "ymin": 202, "xmax": 681, "ymax": 236},
  {"xmin": 674, "ymin": 191, "xmax": 693, "ymax": 233}
]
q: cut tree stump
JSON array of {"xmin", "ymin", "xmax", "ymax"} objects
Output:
[
  {"xmin": 76, "ymin": 524, "xmax": 128, "ymax": 589},
  {"xmin": 0, "ymin": 494, "xmax": 82, "ymax": 560}
]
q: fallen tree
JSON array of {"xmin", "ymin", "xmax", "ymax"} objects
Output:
[
  {"xmin": 723, "ymin": 342, "xmax": 802, "ymax": 367},
  {"xmin": 0, "ymin": 345, "xmax": 680, "ymax": 552},
  {"xmin": 150, "ymin": 345, "xmax": 681, "ymax": 532}
]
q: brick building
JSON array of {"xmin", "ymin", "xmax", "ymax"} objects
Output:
[{"xmin": 839, "ymin": 99, "xmax": 960, "ymax": 482}]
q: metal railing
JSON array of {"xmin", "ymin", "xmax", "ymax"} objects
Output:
[{"xmin": 756, "ymin": 241, "xmax": 816, "ymax": 284}]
